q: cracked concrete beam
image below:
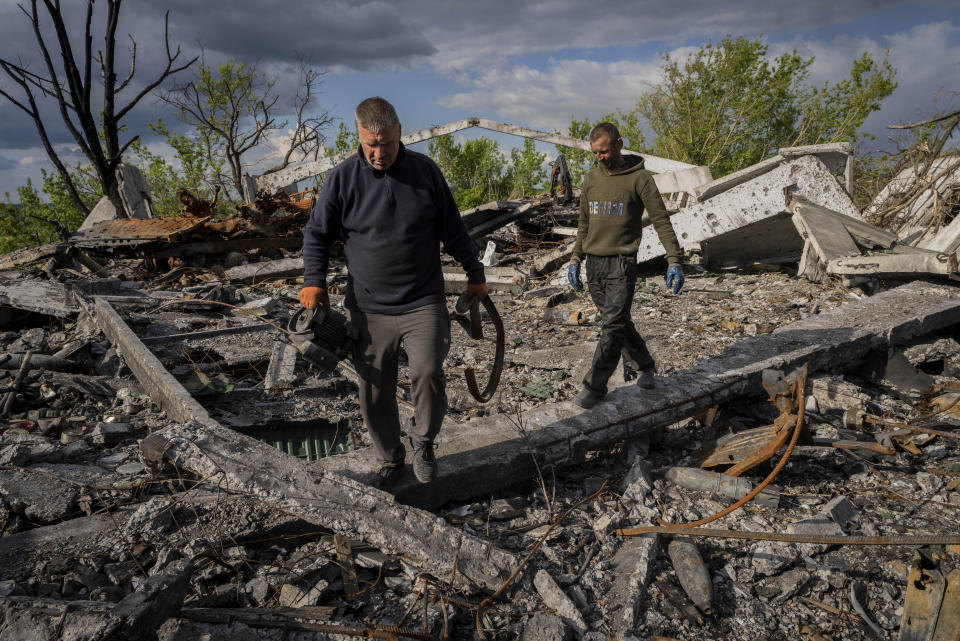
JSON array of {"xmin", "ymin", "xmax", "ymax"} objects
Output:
[
  {"xmin": 255, "ymin": 117, "xmax": 707, "ymax": 195},
  {"xmin": 319, "ymin": 280, "xmax": 960, "ymax": 510},
  {"xmin": 827, "ymin": 253, "xmax": 959, "ymax": 279}
]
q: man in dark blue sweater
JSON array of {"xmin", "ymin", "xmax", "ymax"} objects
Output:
[{"xmin": 300, "ymin": 97, "xmax": 487, "ymax": 490}]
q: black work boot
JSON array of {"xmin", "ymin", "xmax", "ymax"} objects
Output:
[
  {"xmin": 373, "ymin": 461, "xmax": 405, "ymax": 491},
  {"xmin": 573, "ymin": 387, "xmax": 605, "ymax": 409},
  {"xmin": 637, "ymin": 369, "xmax": 656, "ymax": 389},
  {"xmin": 411, "ymin": 440, "xmax": 438, "ymax": 484},
  {"xmin": 372, "ymin": 443, "xmax": 405, "ymax": 491}
]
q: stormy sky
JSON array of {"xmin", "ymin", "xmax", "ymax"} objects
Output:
[{"xmin": 0, "ymin": 0, "xmax": 957, "ymax": 197}]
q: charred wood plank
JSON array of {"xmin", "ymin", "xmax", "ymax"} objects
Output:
[
  {"xmin": 0, "ymin": 242, "xmax": 65, "ymax": 269},
  {"xmin": 139, "ymin": 421, "xmax": 520, "ymax": 593},
  {"xmin": 94, "ymin": 296, "xmax": 218, "ymax": 427},
  {"xmin": 149, "ymin": 236, "xmax": 302, "ymax": 258},
  {"xmin": 224, "ymin": 257, "xmax": 304, "ymax": 284},
  {"xmin": 139, "ymin": 323, "xmax": 275, "ymax": 346}
]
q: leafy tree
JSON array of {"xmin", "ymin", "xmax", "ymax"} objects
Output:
[
  {"xmin": 429, "ymin": 134, "xmax": 512, "ymax": 209},
  {"xmin": 793, "ymin": 51, "xmax": 897, "ymax": 146},
  {"xmin": 508, "ymin": 138, "xmax": 547, "ymax": 199},
  {"xmin": 636, "ymin": 36, "xmax": 895, "ymax": 176},
  {"xmin": 0, "ymin": 170, "xmax": 93, "ymax": 253},
  {"xmin": 325, "ymin": 122, "xmax": 360, "ymax": 157}
]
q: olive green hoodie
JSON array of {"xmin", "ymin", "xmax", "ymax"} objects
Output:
[{"xmin": 571, "ymin": 155, "xmax": 682, "ymax": 266}]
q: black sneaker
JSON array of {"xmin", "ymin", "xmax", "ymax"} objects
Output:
[
  {"xmin": 411, "ymin": 440, "xmax": 438, "ymax": 484},
  {"xmin": 373, "ymin": 462, "xmax": 405, "ymax": 491},
  {"xmin": 573, "ymin": 388, "xmax": 604, "ymax": 408}
]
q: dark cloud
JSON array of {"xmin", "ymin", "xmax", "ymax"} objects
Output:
[
  {"xmin": 152, "ymin": 0, "xmax": 435, "ymax": 68},
  {"xmin": 0, "ymin": 155, "xmax": 16, "ymax": 171},
  {"xmin": 0, "ymin": 0, "xmax": 435, "ymax": 155}
]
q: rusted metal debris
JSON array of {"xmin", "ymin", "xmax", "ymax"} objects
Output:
[
  {"xmin": 616, "ymin": 525, "xmax": 960, "ymax": 546},
  {"xmin": 699, "ymin": 367, "xmax": 810, "ymax": 477},
  {"xmin": 900, "ymin": 549, "xmax": 947, "ymax": 641}
]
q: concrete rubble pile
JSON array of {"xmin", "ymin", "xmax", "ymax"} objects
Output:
[{"xmin": 1, "ymin": 137, "xmax": 960, "ymax": 641}]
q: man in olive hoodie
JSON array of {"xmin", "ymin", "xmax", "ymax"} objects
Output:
[{"xmin": 568, "ymin": 122, "xmax": 685, "ymax": 409}]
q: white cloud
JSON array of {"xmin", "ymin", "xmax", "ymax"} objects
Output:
[
  {"xmin": 771, "ymin": 21, "xmax": 960, "ymax": 141},
  {"xmin": 439, "ymin": 22, "xmax": 960, "ymax": 148},
  {"xmin": 437, "ymin": 57, "xmax": 674, "ymax": 131}
]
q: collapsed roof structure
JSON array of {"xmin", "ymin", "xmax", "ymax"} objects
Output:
[{"xmin": 1, "ymin": 118, "xmax": 959, "ymax": 641}]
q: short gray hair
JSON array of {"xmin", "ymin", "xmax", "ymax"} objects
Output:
[
  {"xmin": 589, "ymin": 122, "xmax": 620, "ymax": 142},
  {"xmin": 354, "ymin": 97, "xmax": 400, "ymax": 133}
]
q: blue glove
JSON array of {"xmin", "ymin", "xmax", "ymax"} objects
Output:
[
  {"xmin": 567, "ymin": 263, "xmax": 583, "ymax": 291},
  {"xmin": 666, "ymin": 264, "xmax": 685, "ymax": 294}
]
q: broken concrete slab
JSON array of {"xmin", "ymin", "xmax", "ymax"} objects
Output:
[
  {"xmin": 605, "ymin": 535, "xmax": 660, "ymax": 633},
  {"xmin": 140, "ymin": 420, "xmax": 520, "ymax": 593},
  {"xmin": 76, "ymin": 195, "xmax": 119, "ymax": 233},
  {"xmin": 821, "ymin": 496, "xmax": 859, "ymax": 530},
  {"xmin": 319, "ymin": 280, "xmax": 960, "ymax": 510},
  {"xmin": 534, "ymin": 570, "xmax": 587, "ymax": 637},
  {"xmin": 0, "ymin": 468, "xmax": 80, "ymax": 525},
  {"xmin": 116, "ymin": 163, "xmax": 157, "ymax": 220},
  {"xmin": 639, "ymin": 155, "xmax": 859, "ymax": 264},
  {"xmin": 0, "ymin": 279, "xmax": 77, "ymax": 318},
  {"xmin": 694, "ymin": 142, "xmax": 852, "ymax": 202}
]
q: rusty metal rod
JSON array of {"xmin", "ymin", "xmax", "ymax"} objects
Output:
[
  {"xmin": 863, "ymin": 414, "xmax": 960, "ymax": 441},
  {"xmin": 616, "ymin": 524, "xmax": 960, "ymax": 545},
  {"xmin": 658, "ymin": 364, "xmax": 808, "ymax": 528}
]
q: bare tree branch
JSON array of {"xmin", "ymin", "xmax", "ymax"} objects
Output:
[
  {"xmin": 889, "ymin": 108, "xmax": 960, "ymax": 130},
  {"xmin": 0, "ymin": 0, "xmax": 194, "ymax": 216}
]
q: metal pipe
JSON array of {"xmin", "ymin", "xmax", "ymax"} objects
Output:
[{"xmin": 616, "ymin": 525, "xmax": 960, "ymax": 546}]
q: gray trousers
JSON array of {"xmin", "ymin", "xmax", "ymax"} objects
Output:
[
  {"xmin": 348, "ymin": 302, "xmax": 450, "ymax": 464},
  {"xmin": 583, "ymin": 253, "xmax": 655, "ymax": 395}
]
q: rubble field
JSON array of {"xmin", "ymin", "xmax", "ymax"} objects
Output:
[{"xmin": 2, "ymin": 143, "xmax": 960, "ymax": 641}]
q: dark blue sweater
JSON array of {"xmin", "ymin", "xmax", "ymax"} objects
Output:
[{"xmin": 302, "ymin": 143, "xmax": 484, "ymax": 314}]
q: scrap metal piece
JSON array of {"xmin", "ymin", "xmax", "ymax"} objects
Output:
[
  {"xmin": 699, "ymin": 367, "xmax": 809, "ymax": 476},
  {"xmin": 451, "ymin": 293, "xmax": 505, "ymax": 404},
  {"xmin": 900, "ymin": 550, "xmax": 946, "ymax": 641},
  {"xmin": 667, "ymin": 540, "xmax": 712, "ymax": 615},
  {"xmin": 74, "ymin": 215, "xmax": 210, "ymax": 246},
  {"xmin": 928, "ymin": 392, "xmax": 960, "ymax": 420},
  {"xmin": 657, "ymin": 580, "xmax": 703, "ymax": 626},
  {"xmin": 932, "ymin": 568, "xmax": 960, "ymax": 641},
  {"xmin": 850, "ymin": 581, "xmax": 885, "ymax": 638}
]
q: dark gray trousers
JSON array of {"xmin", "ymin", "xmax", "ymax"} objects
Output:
[
  {"xmin": 583, "ymin": 253, "xmax": 655, "ymax": 395},
  {"xmin": 348, "ymin": 302, "xmax": 450, "ymax": 465}
]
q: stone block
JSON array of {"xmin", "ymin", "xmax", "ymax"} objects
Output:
[
  {"xmin": 91, "ymin": 422, "xmax": 133, "ymax": 446},
  {"xmin": 820, "ymin": 496, "xmax": 859, "ymax": 530},
  {"xmin": 533, "ymin": 570, "xmax": 586, "ymax": 637}
]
